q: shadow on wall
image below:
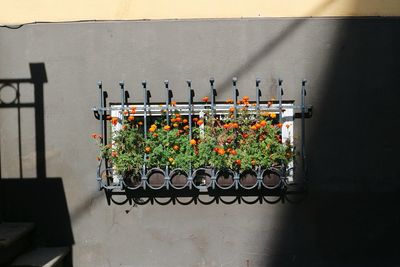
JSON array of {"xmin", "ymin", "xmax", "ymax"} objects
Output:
[
  {"xmin": 0, "ymin": 63, "xmax": 74, "ymax": 264},
  {"xmin": 264, "ymin": 16, "xmax": 400, "ymax": 267}
]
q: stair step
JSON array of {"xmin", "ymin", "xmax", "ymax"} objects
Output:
[
  {"xmin": 11, "ymin": 247, "xmax": 70, "ymax": 267},
  {"xmin": 0, "ymin": 223, "xmax": 35, "ymax": 265}
]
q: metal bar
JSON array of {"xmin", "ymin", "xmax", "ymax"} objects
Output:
[
  {"xmin": 164, "ymin": 80, "xmax": 170, "ymax": 125},
  {"xmin": 187, "ymin": 80, "xmax": 193, "ymax": 189},
  {"xmin": 301, "ymin": 79, "xmax": 307, "ymax": 177},
  {"xmin": 256, "ymin": 78, "xmax": 261, "ymax": 113},
  {"xmin": 119, "ymin": 81, "xmax": 125, "ymax": 110},
  {"xmin": 97, "ymin": 81, "xmax": 104, "ymax": 145},
  {"xmin": 0, "ymin": 103, "xmax": 35, "ymax": 108},
  {"xmin": 142, "ymin": 81, "xmax": 148, "ymax": 139},
  {"xmin": 278, "ymin": 79, "xmax": 283, "ymax": 123},
  {"xmin": 232, "ymin": 77, "xmax": 238, "ymax": 119},
  {"xmin": 210, "ymin": 78, "xmax": 215, "ymax": 117}
]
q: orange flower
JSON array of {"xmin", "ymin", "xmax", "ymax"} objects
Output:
[
  {"xmin": 149, "ymin": 127, "xmax": 156, "ymax": 132},
  {"xmin": 242, "ymin": 96, "xmax": 250, "ymax": 101},
  {"xmin": 175, "ymin": 117, "xmax": 182, "ymax": 123},
  {"xmin": 164, "ymin": 125, "xmax": 171, "ymax": 131},
  {"xmin": 168, "ymin": 157, "xmax": 174, "ymax": 162},
  {"xmin": 230, "ymin": 149, "xmax": 237, "ymax": 155},
  {"xmin": 190, "ymin": 139, "xmax": 196, "ymax": 145},
  {"xmin": 251, "ymin": 160, "xmax": 257, "ymax": 165},
  {"xmin": 197, "ymin": 120, "xmax": 204, "ymax": 126},
  {"xmin": 193, "ymin": 118, "xmax": 199, "ymax": 122},
  {"xmin": 151, "ymin": 124, "xmax": 157, "ymax": 129},
  {"xmin": 255, "ymin": 123, "xmax": 261, "ymax": 129},
  {"xmin": 130, "ymin": 107, "xmax": 137, "ymax": 114},
  {"xmin": 128, "ymin": 116, "xmax": 134, "ymax": 122},
  {"xmin": 226, "ymin": 99, "xmax": 234, "ymax": 104},
  {"xmin": 285, "ymin": 124, "xmax": 291, "ymax": 129},
  {"xmin": 173, "ymin": 145, "xmax": 179, "ymax": 151},
  {"xmin": 171, "ymin": 118, "xmax": 176, "ymax": 123},
  {"xmin": 242, "ymin": 133, "xmax": 249, "ymax": 138},
  {"xmin": 123, "ymin": 110, "xmax": 129, "ymax": 115},
  {"xmin": 184, "ymin": 125, "xmax": 189, "ymax": 130},
  {"xmin": 171, "ymin": 101, "xmax": 177, "ymax": 106},
  {"xmin": 229, "ymin": 107, "xmax": 235, "ymax": 113},
  {"xmin": 270, "ymin": 113, "xmax": 277, "ymax": 119},
  {"xmin": 111, "ymin": 151, "xmax": 118, "ymax": 157},
  {"xmin": 138, "ymin": 121, "xmax": 143, "ymax": 125},
  {"xmin": 202, "ymin": 96, "xmax": 209, "ymax": 102},
  {"xmin": 250, "ymin": 125, "xmax": 257, "ymax": 131},
  {"xmin": 152, "ymin": 133, "xmax": 158, "ymax": 137},
  {"xmin": 267, "ymin": 101, "xmax": 272, "ymax": 107},
  {"xmin": 232, "ymin": 123, "xmax": 239, "ymax": 129},
  {"xmin": 183, "ymin": 119, "xmax": 188, "ymax": 124},
  {"xmin": 173, "ymin": 123, "xmax": 179, "ymax": 127},
  {"xmin": 217, "ymin": 148, "xmax": 225, "ymax": 155},
  {"xmin": 111, "ymin": 117, "xmax": 118, "ymax": 126},
  {"xmin": 145, "ymin": 147, "xmax": 151, "ymax": 153},
  {"xmin": 122, "ymin": 124, "xmax": 127, "ymax": 130},
  {"xmin": 175, "ymin": 113, "xmax": 181, "ymax": 118},
  {"xmin": 235, "ymin": 159, "xmax": 241, "ymax": 165},
  {"xmin": 91, "ymin": 133, "xmax": 98, "ymax": 139},
  {"xmin": 260, "ymin": 120, "xmax": 267, "ymax": 127},
  {"xmin": 260, "ymin": 112, "xmax": 269, "ymax": 117},
  {"xmin": 223, "ymin": 124, "xmax": 229, "ymax": 129},
  {"xmin": 277, "ymin": 123, "xmax": 283, "ymax": 128}
]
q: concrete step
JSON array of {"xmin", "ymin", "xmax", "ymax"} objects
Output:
[
  {"xmin": 0, "ymin": 222, "xmax": 35, "ymax": 265},
  {"xmin": 10, "ymin": 247, "xmax": 70, "ymax": 267}
]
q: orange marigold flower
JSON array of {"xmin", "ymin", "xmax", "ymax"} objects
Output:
[
  {"xmin": 168, "ymin": 157, "xmax": 174, "ymax": 162},
  {"xmin": 171, "ymin": 101, "xmax": 177, "ymax": 106},
  {"xmin": 235, "ymin": 159, "xmax": 241, "ymax": 165},
  {"xmin": 91, "ymin": 133, "xmax": 98, "ymax": 139},
  {"xmin": 138, "ymin": 121, "xmax": 143, "ymax": 125},
  {"xmin": 251, "ymin": 160, "xmax": 257, "ymax": 165},
  {"xmin": 277, "ymin": 123, "xmax": 283, "ymax": 128},
  {"xmin": 230, "ymin": 149, "xmax": 237, "ymax": 155},
  {"xmin": 171, "ymin": 118, "xmax": 176, "ymax": 123},
  {"xmin": 184, "ymin": 125, "xmax": 189, "ymax": 130},
  {"xmin": 197, "ymin": 120, "xmax": 204, "ymax": 126},
  {"xmin": 173, "ymin": 123, "xmax": 179, "ymax": 127},
  {"xmin": 173, "ymin": 145, "xmax": 179, "ymax": 151},
  {"xmin": 193, "ymin": 118, "xmax": 199, "ymax": 122},
  {"xmin": 202, "ymin": 96, "xmax": 209, "ymax": 102},
  {"xmin": 229, "ymin": 107, "xmax": 235, "ymax": 113},
  {"xmin": 261, "ymin": 112, "xmax": 269, "ymax": 117},
  {"xmin": 260, "ymin": 120, "xmax": 267, "ymax": 127},
  {"xmin": 250, "ymin": 125, "xmax": 257, "ymax": 131},
  {"xmin": 130, "ymin": 107, "xmax": 137, "ymax": 114},
  {"xmin": 217, "ymin": 148, "xmax": 225, "ymax": 155},
  {"xmin": 145, "ymin": 147, "xmax": 151, "ymax": 153},
  {"xmin": 232, "ymin": 123, "xmax": 239, "ymax": 129},
  {"xmin": 175, "ymin": 117, "xmax": 182, "ymax": 123},
  {"xmin": 190, "ymin": 139, "xmax": 196, "ymax": 145},
  {"xmin": 111, "ymin": 117, "xmax": 118, "ymax": 126},
  {"xmin": 111, "ymin": 151, "xmax": 118, "ymax": 157},
  {"xmin": 149, "ymin": 127, "xmax": 156, "ymax": 132},
  {"xmin": 270, "ymin": 113, "xmax": 277, "ymax": 119},
  {"xmin": 128, "ymin": 116, "xmax": 134, "ymax": 122},
  {"xmin": 242, "ymin": 133, "xmax": 249, "ymax": 138},
  {"xmin": 123, "ymin": 110, "xmax": 129, "ymax": 115},
  {"xmin": 152, "ymin": 133, "xmax": 158, "ymax": 137},
  {"xmin": 164, "ymin": 125, "xmax": 171, "ymax": 131},
  {"xmin": 175, "ymin": 113, "xmax": 181, "ymax": 118},
  {"xmin": 183, "ymin": 119, "xmax": 188, "ymax": 124},
  {"xmin": 242, "ymin": 96, "xmax": 250, "ymax": 101},
  {"xmin": 255, "ymin": 123, "xmax": 261, "ymax": 129},
  {"xmin": 122, "ymin": 124, "xmax": 127, "ymax": 130},
  {"xmin": 226, "ymin": 99, "xmax": 234, "ymax": 104}
]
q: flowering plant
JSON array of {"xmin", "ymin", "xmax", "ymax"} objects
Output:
[{"xmin": 92, "ymin": 97, "xmax": 293, "ymax": 179}]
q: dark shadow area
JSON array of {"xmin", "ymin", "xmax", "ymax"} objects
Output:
[
  {"xmin": 265, "ymin": 17, "xmax": 400, "ymax": 266},
  {"xmin": 0, "ymin": 63, "xmax": 74, "ymax": 266}
]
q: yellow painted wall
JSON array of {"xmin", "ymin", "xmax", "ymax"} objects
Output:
[{"xmin": 1, "ymin": 0, "xmax": 400, "ymax": 25}]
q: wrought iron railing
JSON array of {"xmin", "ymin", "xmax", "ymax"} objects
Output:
[{"xmin": 92, "ymin": 78, "xmax": 312, "ymax": 203}]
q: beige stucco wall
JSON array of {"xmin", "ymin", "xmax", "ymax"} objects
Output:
[{"xmin": 1, "ymin": 0, "xmax": 400, "ymax": 25}]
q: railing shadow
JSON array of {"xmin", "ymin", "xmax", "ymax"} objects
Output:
[{"xmin": 0, "ymin": 63, "xmax": 74, "ymax": 266}]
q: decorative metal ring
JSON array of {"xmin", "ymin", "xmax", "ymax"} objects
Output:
[
  {"xmin": 262, "ymin": 195, "xmax": 282, "ymax": 204},
  {"xmin": 240, "ymin": 196, "xmax": 262, "ymax": 205},
  {"xmin": 131, "ymin": 197, "xmax": 152, "ymax": 205},
  {"xmin": 0, "ymin": 83, "xmax": 18, "ymax": 104},
  {"xmin": 122, "ymin": 170, "xmax": 143, "ymax": 190},
  {"xmin": 215, "ymin": 168, "xmax": 236, "ymax": 190},
  {"xmin": 192, "ymin": 168, "xmax": 212, "ymax": 189},
  {"xmin": 238, "ymin": 169, "xmax": 259, "ymax": 189},
  {"xmin": 153, "ymin": 197, "xmax": 173, "ymax": 205},
  {"xmin": 218, "ymin": 196, "xmax": 239, "ymax": 204},
  {"xmin": 261, "ymin": 168, "xmax": 283, "ymax": 189},
  {"xmin": 196, "ymin": 195, "xmax": 217, "ymax": 205},
  {"xmin": 169, "ymin": 168, "xmax": 189, "ymax": 189},
  {"xmin": 99, "ymin": 168, "xmax": 116, "ymax": 189},
  {"xmin": 146, "ymin": 168, "xmax": 166, "ymax": 190},
  {"xmin": 175, "ymin": 197, "xmax": 196, "ymax": 205}
]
